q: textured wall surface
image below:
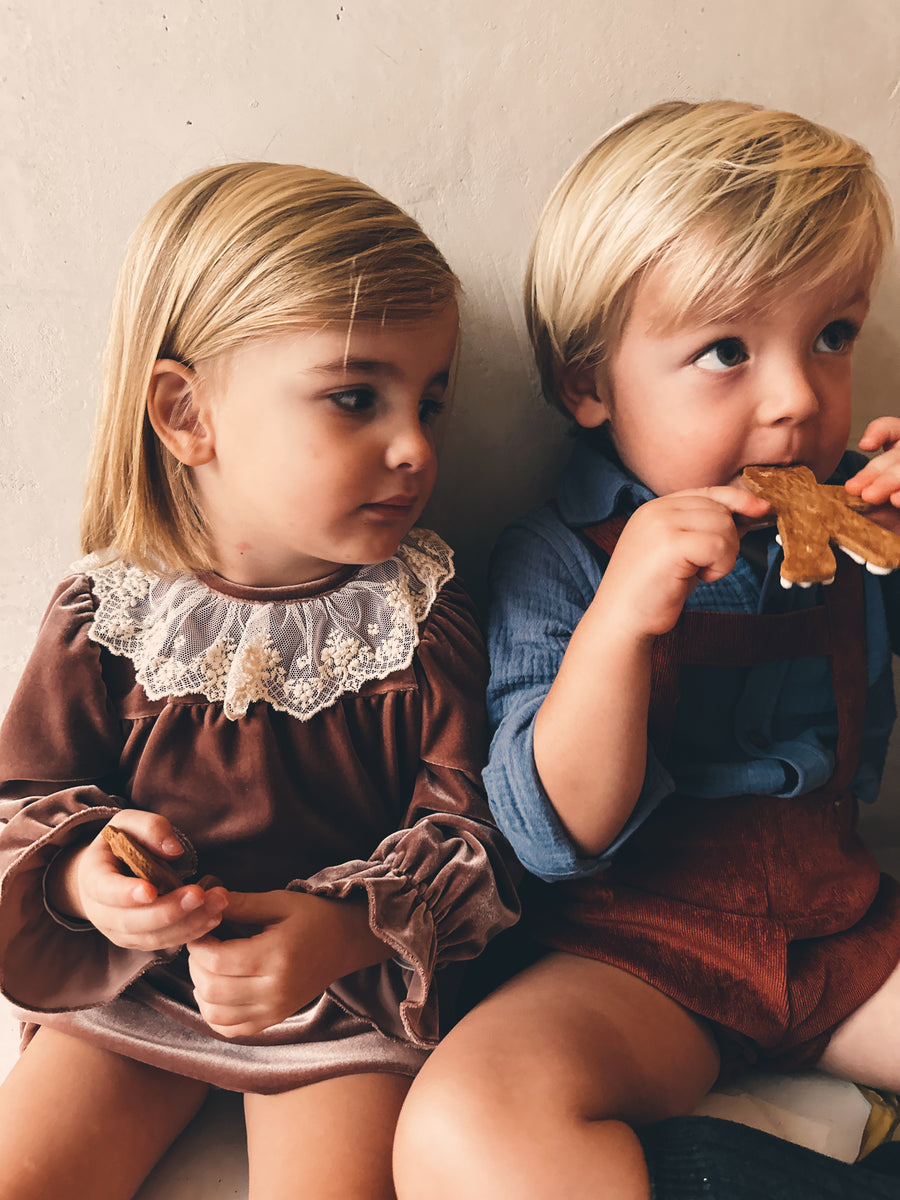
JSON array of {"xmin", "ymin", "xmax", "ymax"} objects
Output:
[{"xmin": 2, "ymin": 0, "xmax": 900, "ymax": 719}]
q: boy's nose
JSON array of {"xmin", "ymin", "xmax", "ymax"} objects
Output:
[{"xmin": 760, "ymin": 362, "xmax": 820, "ymax": 424}]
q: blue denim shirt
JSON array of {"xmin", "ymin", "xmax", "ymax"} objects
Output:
[{"xmin": 484, "ymin": 439, "xmax": 898, "ymax": 882}]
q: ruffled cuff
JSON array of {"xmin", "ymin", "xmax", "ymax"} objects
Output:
[
  {"xmin": 0, "ymin": 803, "xmax": 176, "ymax": 1012},
  {"xmin": 292, "ymin": 813, "xmax": 519, "ymax": 1045}
]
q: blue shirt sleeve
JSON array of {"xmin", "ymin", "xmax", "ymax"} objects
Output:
[{"xmin": 483, "ymin": 509, "xmax": 673, "ymax": 881}]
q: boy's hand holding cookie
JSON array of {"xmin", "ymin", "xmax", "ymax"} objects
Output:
[{"xmin": 602, "ymin": 486, "xmax": 771, "ymax": 637}]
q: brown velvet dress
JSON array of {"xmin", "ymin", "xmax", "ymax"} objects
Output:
[{"xmin": 0, "ymin": 531, "xmax": 519, "ymax": 1094}]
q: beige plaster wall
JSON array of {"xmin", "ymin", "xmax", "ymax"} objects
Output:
[{"xmin": 2, "ymin": 0, "xmax": 900, "ymax": 722}]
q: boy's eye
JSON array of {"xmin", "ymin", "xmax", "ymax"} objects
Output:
[
  {"xmin": 419, "ymin": 397, "xmax": 446, "ymax": 424},
  {"xmin": 814, "ymin": 320, "xmax": 858, "ymax": 354},
  {"xmin": 329, "ymin": 387, "xmax": 375, "ymax": 413},
  {"xmin": 694, "ymin": 338, "xmax": 748, "ymax": 372}
]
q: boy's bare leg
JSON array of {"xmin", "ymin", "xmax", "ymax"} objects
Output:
[
  {"xmin": 393, "ymin": 951, "xmax": 720, "ymax": 1200},
  {"xmin": 0, "ymin": 1025, "xmax": 209, "ymax": 1200},
  {"xmin": 818, "ymin": 955, "xmax": 900, "ymax": 1089},
  {"xmin": 244, "ymin": 1071, "xmax": 411, "ymax": 1200}
]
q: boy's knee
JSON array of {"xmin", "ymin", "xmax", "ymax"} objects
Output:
[{"xmin": 393, "ymin": 1064, "xmax": 514, "ymax": 1197}]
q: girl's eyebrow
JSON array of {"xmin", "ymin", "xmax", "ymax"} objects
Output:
[
  {"xmin": 307, "ymin": 358, "xmax": 451, "ymax": 387},
  {"xmin": 309, "ymin": 357, "xmax": 395, "ymax": 375}
]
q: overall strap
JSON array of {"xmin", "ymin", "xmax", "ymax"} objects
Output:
[{"xmin": 580, "ymin": 517, "xmax": 867, "ymax": 793}]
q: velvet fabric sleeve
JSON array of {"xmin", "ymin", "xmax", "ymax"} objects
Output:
[
  {"xmin": 0, "ymin": 576, "xmax": 177, "ymax": 1011},
  {"xmin": 294, "ymin": 580, "xmax": 521, "ymax": 1045}
]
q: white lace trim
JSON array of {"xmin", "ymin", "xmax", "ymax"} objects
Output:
[{"xmin": 76, "ymin": 529, "xmax": 454, "ymax": 722}]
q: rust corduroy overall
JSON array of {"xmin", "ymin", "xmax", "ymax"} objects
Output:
[{"xmin": 531, "ymin": 517, "xmax": 900, "ymax": 1072}]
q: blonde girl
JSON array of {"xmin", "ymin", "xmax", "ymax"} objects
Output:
[
  {"xmin": 395, "ymin": 101, "xmax": 900, "ymax": 1199},
  {"xmin": 0, "ymin": 163, "xmax": 517, "ymax": 1200}
]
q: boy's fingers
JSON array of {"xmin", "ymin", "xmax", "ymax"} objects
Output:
[
  {"xmin": 848, "ymin": 463, "xmax": 900, "ymax": 504},
  {"xmin": 859, "ymin": 416, "xmax": 900, "ymax": 450},
  {"xmin": 699, "ymin": 485, "xmax": 772, "ymax": 518}
]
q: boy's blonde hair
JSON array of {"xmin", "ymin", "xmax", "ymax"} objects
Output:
[
  {"xmin": 81, "ymin": 162, "xmax": 457, "ymax": 571},
  {"xmin": 526, "ymin": 99, "xmax": 894, "ymax": 408}
]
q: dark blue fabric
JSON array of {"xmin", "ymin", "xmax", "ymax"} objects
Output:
[{"xmin": 638, "ymin": 1116, "xmax": 900, "ymax": 1199}]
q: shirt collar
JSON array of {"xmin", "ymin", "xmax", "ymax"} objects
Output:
[{"xmin": 556, "ymin": 434, "xmax": 654, "ymax": 526}]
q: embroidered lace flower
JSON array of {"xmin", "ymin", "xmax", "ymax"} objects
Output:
[{"xmin": 76, "ymin": 529, "xmax": 454, "ymax": 721}]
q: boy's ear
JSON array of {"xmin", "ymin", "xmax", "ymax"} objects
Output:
[
  {"xmin": 147, "ymin": 360, "xmax": 215, "ymax": 466},
  {"xmin": 558, "ymin": 364, "xmax": 611, "ymax": 429}
]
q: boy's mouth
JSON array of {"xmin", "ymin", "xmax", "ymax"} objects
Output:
[{"xmin": 736, "ymin": 459, "xmax": 804, "ymax": 487}]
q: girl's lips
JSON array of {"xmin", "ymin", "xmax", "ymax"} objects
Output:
[{"xmin": 360, "ymin": 496, "xmax": 418, "ymax": 519}]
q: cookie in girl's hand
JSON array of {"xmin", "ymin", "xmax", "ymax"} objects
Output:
[
  {"xmin": 742, "ymin": 464, "xmax": 900, "ymax": 588},
  {"xmin": 101, "ymin": 825, "xmax": 223, "ymax": 893}
]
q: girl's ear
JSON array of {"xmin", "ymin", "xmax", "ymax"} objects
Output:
[
  {"xmin": 558, "ymin": 364, "xmax": 611, "ymax": 429},
  {"xmin": 147, "ymin": 360, "xmax": 215, "ymax": 466}
]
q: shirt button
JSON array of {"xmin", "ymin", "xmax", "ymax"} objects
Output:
[{"xmin": 748, "ymin": 731, "xmax": 769, "ymax": 750}]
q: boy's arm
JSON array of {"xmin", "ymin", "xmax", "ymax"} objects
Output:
[
  {"xmin": 484, "ymin": 513, "xmax": 671, "ymax": 881},
  {"xmin": 532, "ymin": 487, "xmax": 769, "ymax": 857}
]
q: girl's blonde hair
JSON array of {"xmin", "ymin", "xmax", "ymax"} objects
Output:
[
  {"xmin": 526, "ymin": 99, "xmax": 894, "ymax": 408},
  {"xmin": 81, "ymin": 162, "xmax": 458, "ymax": 571}
]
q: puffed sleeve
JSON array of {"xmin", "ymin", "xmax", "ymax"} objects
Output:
[
  {"xmin": 0, "ymin": 576, "xmax": 173, "ymax": 1011},
  {"xmin": 293, "ymin": 579, "xmax": 521, "ymax": 1045},
  {"xmin": 483, "ymin": 512, "xmax": 673, "ymax": 882}
]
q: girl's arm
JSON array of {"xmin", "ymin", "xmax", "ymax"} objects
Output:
[
  {"xmin": 0, "ymin": 576, "xmax": 221, "ymax": 1012},
  {"xmin": 188, "ymin": 580, "xmax": 520, "ymax": 1043},
  {"xmin": 186, "ymin": 889, "xmax": 391, "ymax": 1037}
]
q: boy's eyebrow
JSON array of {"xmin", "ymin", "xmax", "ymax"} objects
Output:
[
  {"xmin": 698, "ymin": 286, "xmax": 871, "ymax": 328},
  {"xmin": 837, "ymin": 289, "xmax": 870, "ymax": 309}
]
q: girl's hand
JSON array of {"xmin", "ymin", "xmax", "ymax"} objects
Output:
[
  {"xmin": 187, "ymin": 890, "xmax": 390, "ymax": 1038},
  {"xmin": 599, "ymin": 486, "xmax": 771, "ymax": 639},
  {"xmin": 49, "ymin": 811, "xmax": 228, "ymax": 952},
  {"xmin": 845, "ymin": 419, "xmax": 900, "ymax": 531}
]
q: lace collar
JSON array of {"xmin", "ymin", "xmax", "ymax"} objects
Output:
[{"xmin": 76, "ymin": 528, "xmax": 454, "ymax": 722}]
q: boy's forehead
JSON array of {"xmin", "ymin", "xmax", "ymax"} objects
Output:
[{"xmin": 636, "ymin": 254, "xmax": 872, "ymax": 333}]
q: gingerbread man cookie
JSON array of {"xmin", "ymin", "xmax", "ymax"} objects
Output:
[{"xmin": 742, "ymin": 464, "xmax": 900, "ymax": 588}]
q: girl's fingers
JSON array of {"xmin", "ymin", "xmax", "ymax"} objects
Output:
[
  {"xmin": 105, "ymin": 810, "xmax": 186, "ymax": 861},
  {"xmin": 94, "ymin": 885, "xmax": 227, "ymax": 950},
  {"xmin": 187, "ymin": 926, "xmax": 267, "ymax": 975}
]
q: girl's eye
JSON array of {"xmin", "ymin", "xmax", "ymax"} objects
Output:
[
  {"xmin": 694, "ymin": 338, "xmax": 748, "ymax": 372},
  {"xmin": 814, "ymin": 320, "xmax": 858, "ymax": 355},
  {"xmin": 419, "ymin": 397, "xmax": 446, "ymax": 425},
  {"xmin": 329, "ymin": 387, "xmax": 375, "ymax": 413}
]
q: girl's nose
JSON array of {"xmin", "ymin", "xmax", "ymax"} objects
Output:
[{"xmin": 385, "ymin": 415, "xmax": 435, "ymax": 472}]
